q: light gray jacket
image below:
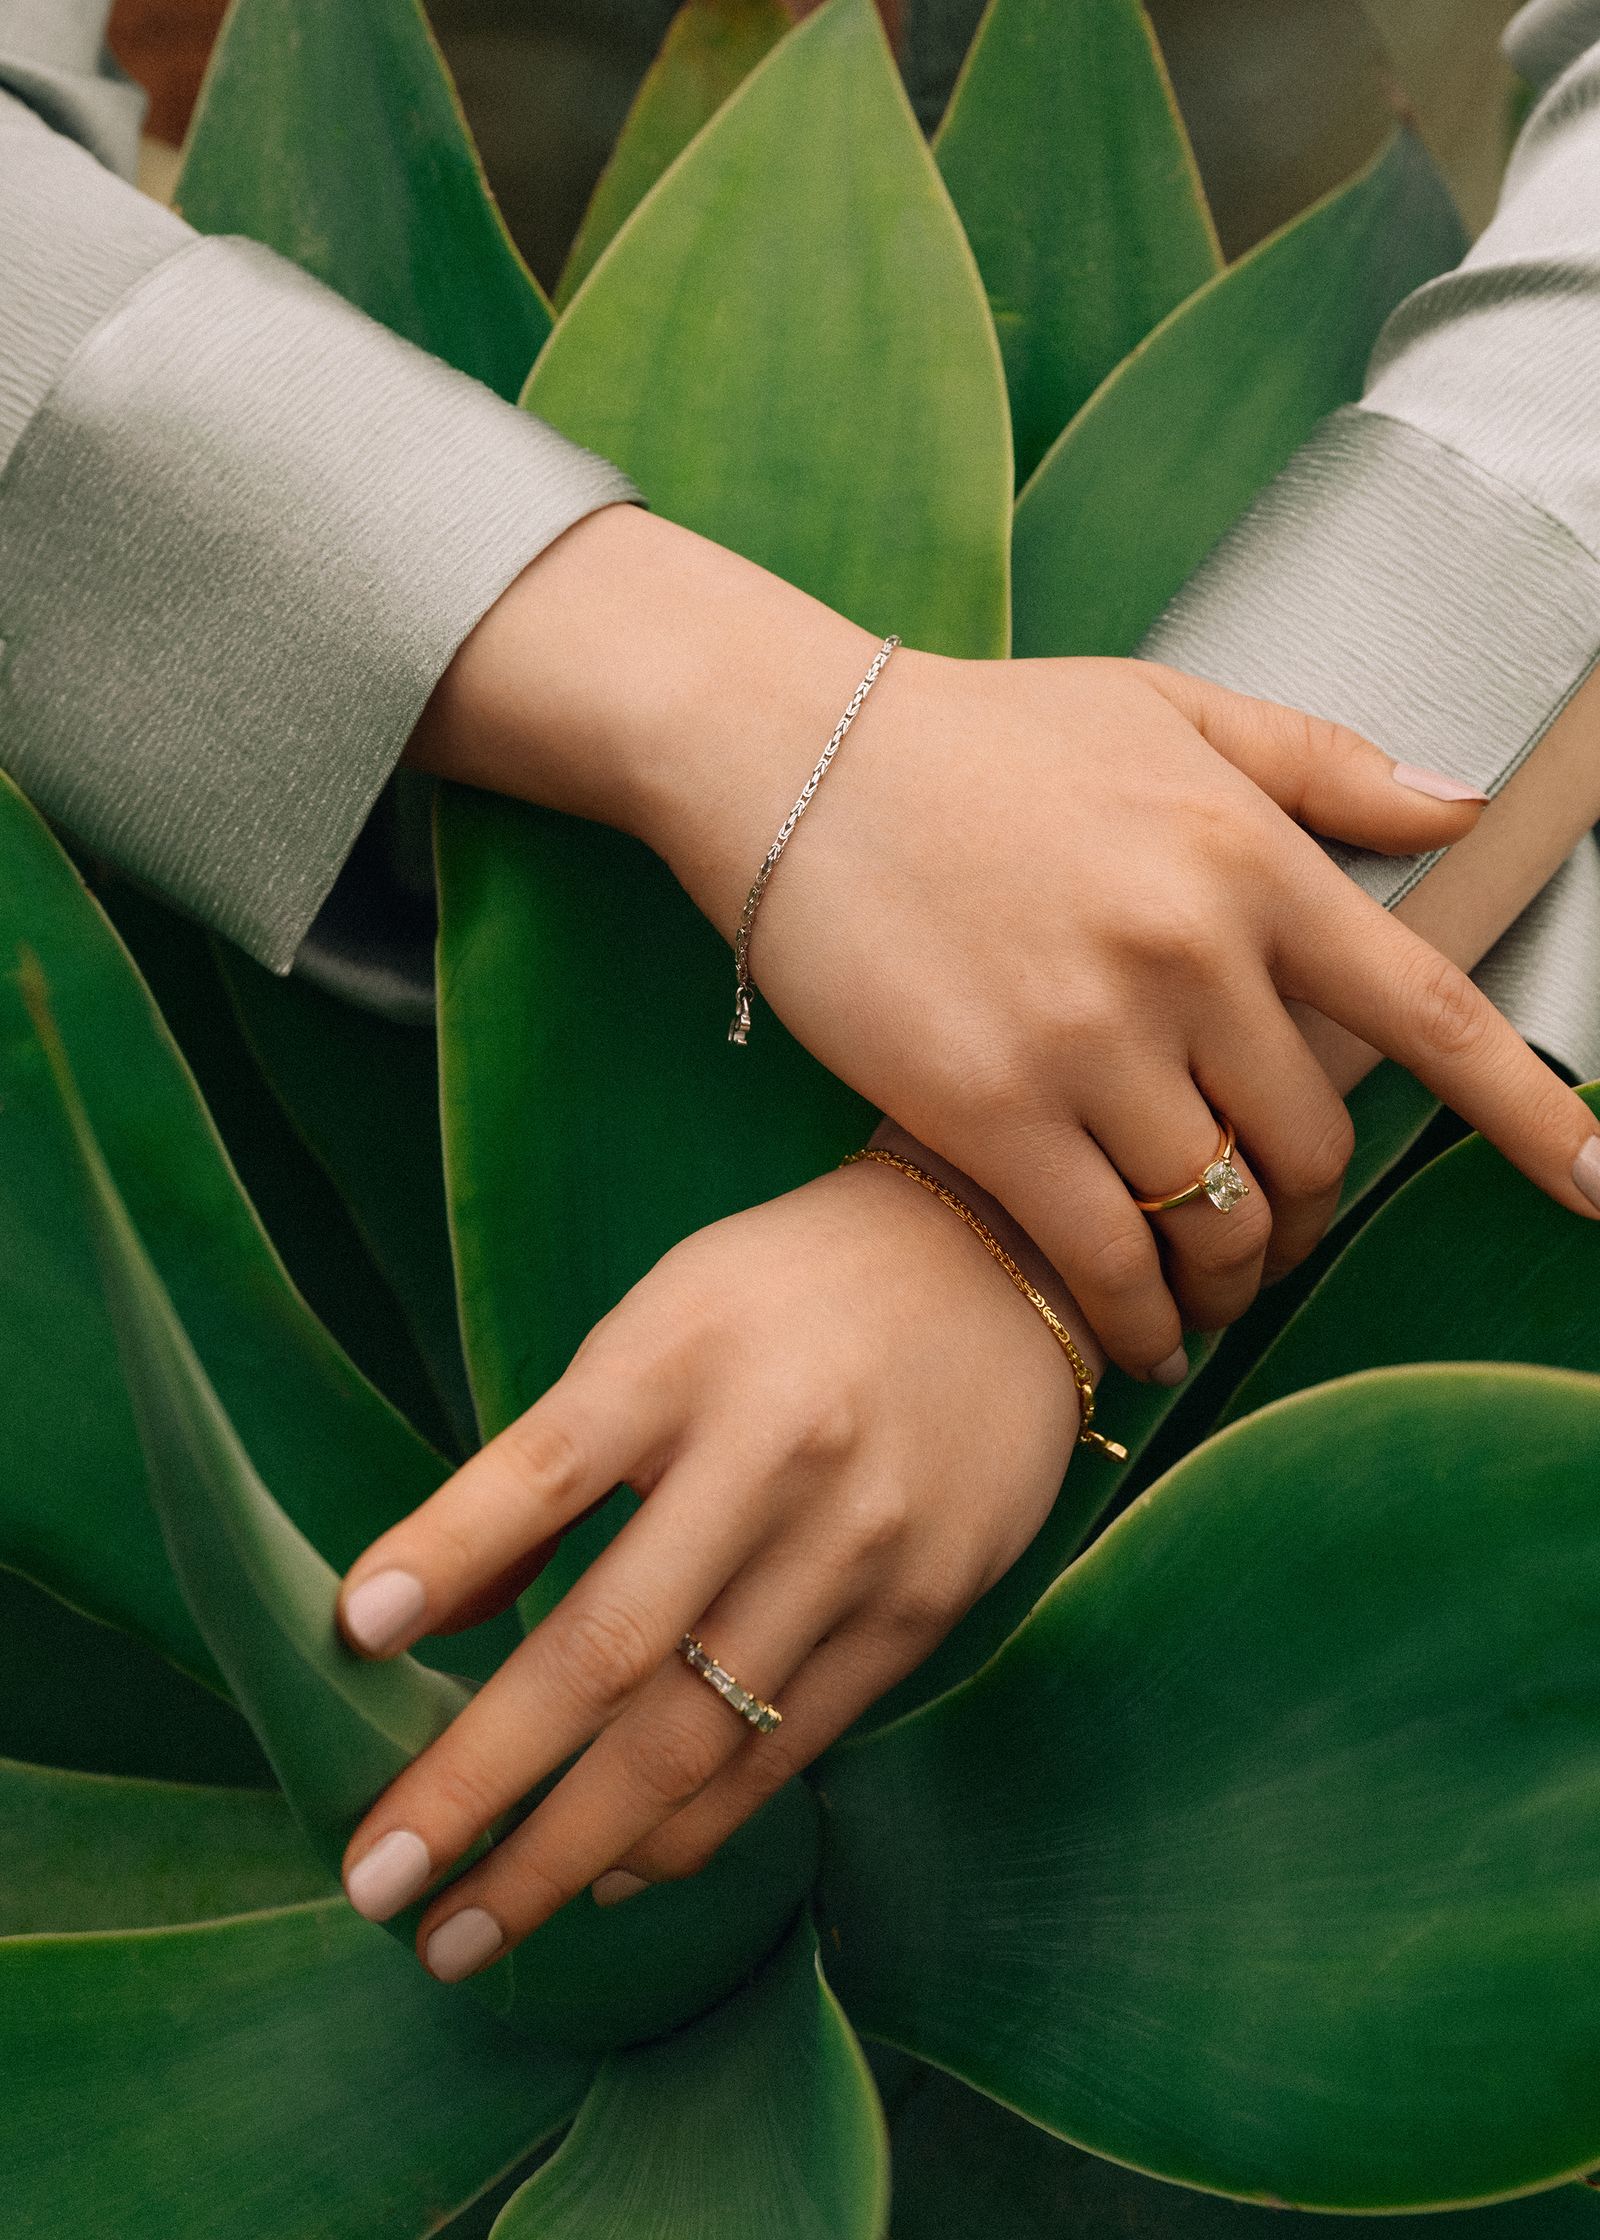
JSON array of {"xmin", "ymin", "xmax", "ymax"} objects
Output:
[{"xmin": 2, "ymin": 1, "xmax": 1599, "ymax": 1072}]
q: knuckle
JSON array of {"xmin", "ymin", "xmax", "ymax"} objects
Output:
[
  {"xmin": 558, "ymin": 1597, "xmax": 661, "ymax": 1714},
  {"xmin": 500, "ymin": 1407, "xmax": 585, "ymax": 1495},
  {"xmin": 786, "ymin": 1389, "xmax": 864, "ymax": 1469},
  {"xmin": 883, "ymin": 1574, "xmax": 966, "ymax": 1639},
  {"xmin": 427, "ymin": 1752, "xmax": 505, "ymax": 1836},
  {"xmin": 1198, "ymin": 1191, "xmax": 1271, "ymax": 1271},
  {"xmin": 1125, "ymin": 897, "xmax": 1220, "ymax": 973},
  {"xmin": 835, "ymin": 1485, "xmax": 912, "ymax": 1563},
  {"xmin": 1407, "ymin": 952, "xmax": 1489, "ymax": 1062},
  {"xmin": 1285, "ymin": 1107, "xmax": 1356, "ymax": 1199},
  {"xmin": 620, "ymin": 1710, "xmax": 726, "ymax": 1810},
  {"xmin": 1078, "ymin": 1223, "xmax": 1160, "ymax": 1303}
]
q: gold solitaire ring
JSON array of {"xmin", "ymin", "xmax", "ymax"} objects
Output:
[
  {"xmin": 1131, "ymin": 1122, "xmax": 1250, "ymax": 1216},
  {"xmin": 678, "ymin": 1634, "xmax": 783, "ymax": 1733}
]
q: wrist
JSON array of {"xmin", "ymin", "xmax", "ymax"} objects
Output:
[
  {"xmin": 405, "ymin": 504, "xmax": 880, "ymax": 936},
  {"xmin": 865, "ymin": 1119, "xmax": 1107, "ymax": 1385}
]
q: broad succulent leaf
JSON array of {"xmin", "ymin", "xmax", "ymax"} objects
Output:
[
  {"xmin": 817, "ymin": 1364, "xmax": 1600, "ymax": 2206},
  {"xmin": 1221, "ymin": 1082, "xmax": 1600, "ymax": 1427},
  {"xmin": 889, "ymin": 2065, "xmax": 1600, "ymax": 2240},
  {"xmin": 31, "ymin": 964, "xmax": 820, "ymax": 2049},
  {"xmin": 1013, "ymin": 131, "xmax": 1466, "ymax": 659},
  {"xmin": 491, "ymin": 1916, "xmax": 889, "ymax": 2238},
  {"xmin": 0, "ymin": 776, "xmax": 468, "ymax": 1689},
  {"xmin": 216, "ymin": 944, "xmax": 479, "ymax": 1454},
  {"xmin": 438, "ymin": 0, "xmax": 1008, "ymax": 1531},
  {"xmin": 0, "ymin": 1757, "xmax": 330, "ymax": 1935},
  {"xmin": 177, "ymin": 0, "xmax": 551, "ymax": 394},
  {"xmin": 0, "ymin": 1563, "xmax": 269, "ymax": 1785},
  {"xmin": 556, "ymin": 0, "xmax": 790, "ymax": 307},
  {"xmin": 525, "ymin": 0, "xmax": 1010, "ymax": 658},
  {"xmin": 100, "ymin": 882, "xmax": 464, "ymax": 1459},
  {"xmin": 0, "ymin": 1899, "xmax": 590, "ymax": 2240},
  {"xmin": 935, "ymin": 0, "xmax": 1221, "ymax": 484}
]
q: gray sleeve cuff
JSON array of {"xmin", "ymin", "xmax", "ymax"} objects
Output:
[
  {"xmin": 0, "ymin": 0, "xmax": 144, "ymax": 176},
  {"xmin": 0, "ymin": 233, "xmax": 640, "ymax": 972},
  {"xmin": 1504, "ymin": 0, "xmax": 1600, "ymax": 94},
  {"xmin": 1137, "ymin": 407, "xmax": 1600, "ymax": 1081}
]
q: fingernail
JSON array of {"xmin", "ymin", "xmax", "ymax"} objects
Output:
[
  {"xmin": 1392, "ymin": 763, "xmax": 1489, "ymax": 805},
  {"xmin": 424, "ymin": 1906, "xmax": 505, "ymax": 1982},
  {"xmin": 343, "ymin": 1568, "xmax": 428, "ymax": 1654},
  {"xmin": 1152, "ymin": 1346, "xmax": 1189, "ymax": 1387},
  {"xmin": 1572, "ymin": 1136, "xmax": 1600, "ymax": 1213},
  {"xmin": 591, "ymin": 1869, "xmax": 651, "ymax": 1908},
  {"xmin": 344, "ymin": 1828, "xmax": 432, "ymax": 1921}
]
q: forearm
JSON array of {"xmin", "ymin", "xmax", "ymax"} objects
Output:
[{"xmin": 403, "ymin": 502, "xmax": 880, "ymax": 938}]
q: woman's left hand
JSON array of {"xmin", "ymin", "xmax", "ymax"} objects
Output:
[{"xmin": 335, "ymin": 1148, "xmax": 1087, "ymax": 1982}]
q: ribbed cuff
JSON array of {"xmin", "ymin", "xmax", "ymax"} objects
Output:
[
  {"xmin": 1138, "ymin": 405, "xmax": 1600, "ymax": 1081},
  {"xmin": 0, "ymin": 234, "xmax": 639, "ymax": 971}
]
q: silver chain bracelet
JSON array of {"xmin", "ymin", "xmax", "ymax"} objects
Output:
[{"xmin": 727, "ymin": 633, "xmax": 901, "ymax": 1045}]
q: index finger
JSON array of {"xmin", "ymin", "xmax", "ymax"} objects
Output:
[{"xmin": 1278, "ymin": 867, "xmax": 1600, "ymax": 1220}]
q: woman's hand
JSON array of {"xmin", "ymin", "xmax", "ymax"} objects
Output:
[
  {"xmin": 334, "ymin": 1154, "xmax": 1087, "ymax": 1982},
  {"xmin": 409, "ymin": 506, "xmax": 1600, "ymax": 1386}
]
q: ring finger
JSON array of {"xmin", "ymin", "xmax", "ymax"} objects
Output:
[
  {"xmin": 412, "ymin": 1539, "xmax": 856, "ymax": 1979},
  {"xmin": 1088, "ymin": 1073, "xmax": 1271, "ymax": 1334},
  {"xmin": 1197, "ymin": 987, "xmax": 1355, "ymax": 1281}
]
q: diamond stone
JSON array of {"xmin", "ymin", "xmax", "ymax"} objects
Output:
[{"xmin": 1202, "ymin": 1158, "xmax": 1248, "ymax": 1213}]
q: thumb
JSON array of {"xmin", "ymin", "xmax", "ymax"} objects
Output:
[{"xmin": 1141, "ymin": 664, "xmax": 1489, "ymax": 855}]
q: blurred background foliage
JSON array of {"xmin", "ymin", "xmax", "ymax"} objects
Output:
[{"xmin": 113, "ymin": 0, "xmax": 1525, "ymax": 281}]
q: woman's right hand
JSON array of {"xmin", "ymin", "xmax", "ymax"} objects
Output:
[{"xmin": 410, "ymin": 505, "xmax": 1600, "ymax": 1382}]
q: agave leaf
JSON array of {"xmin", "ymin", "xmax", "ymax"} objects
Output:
[
  {"xmin": 0, "ymin": 1564, "xmax": 270, "ymax": 1786},
  {"xmin": 33, "ymin": 952, "xmax": 822, "ymax": 2048},
  {"xmin": 0, "ymin": 776, "xmax": 482, "ymax": 1689},
  {"xmin": 935, "ymin": 0, "xmax": 1221, "ymax": 484},
  {"xmin": 889, "ymin": 2066, "xmax": 1600, "ymax": 2239},
  {"xmin": 216, "ymin": 943, "xmax": 479, "ymax": 1454},
  {"xmin": 858, "ymin": 1053, "xmax": 1442, "ymax": 1735},
  {"xmin": 492, "ymin": 1915, "xmax": 889, "ymax": 2238},
  {"xmin": 99, "ymin": 879, "xmax": 464, "ymax": 1457},
  {"xmin": 440, "ymin": 0, "xmax": 1008, "ymax": 1489},
  {"xmin": 817, "ymin": 1364, "xmax": 1600, "ymax": 2206},
  {"xmin": 1221, "ymin": 1084, "xmax": 1600, "ymax": 1429},
  {"xmin": 525, "ymin": 0, "xmax": 1009, "ymax": 657},
  {"xmin": 177, "ymin": 0, "xmax": 550, "ymax": 394},
  {"xmin": 1013, "ymin": 131, "xmax": 1465, "ymax": 660},
  {"xmin": 556, "ymin": 0, "xmax": 790, "ymax": 308},
  {"xmin": 0, "ymin": 1757, "xmax": 330, "ymax": 1935},
  {"xmin": 0, "ymin": 1899, "xmax": 590, "ymax": 2240}
]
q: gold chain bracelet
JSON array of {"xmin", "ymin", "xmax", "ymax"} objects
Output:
[{"xmin": 840, "ymin": 1148, "xmax": 1127, "ymax": 1461}]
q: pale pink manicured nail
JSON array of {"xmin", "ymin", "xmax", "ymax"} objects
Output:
[
  {"xmin": 1392, "ymin": 762, "xmax": 1489, "ymax": 804},
  {"xmin": 591, "ymin": 1870, "xmax": 651, "ymax": 1907},
  {"xmin": 1573, "ymin": 1137, "xmax": 1600, "ymax": 1213},
  {"xmin": 1151, "ymin": 1347, "xmax": 1189, "ymax": 1387},
  {"xmin": 344, "ymin": 1828, "xmax": 431, "ymax": 1921},
  {"xmin": 425, "ymin": 1907, "xmax": 504, "ymax": 1982},
  {"xmin": 343, "ymin": 1567, "xmax": 428, "ymax": 1654}
]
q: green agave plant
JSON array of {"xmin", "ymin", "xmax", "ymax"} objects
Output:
[{"xmin": 6, "ymin": 0, "xmax": 1600, "ymax": 2232}]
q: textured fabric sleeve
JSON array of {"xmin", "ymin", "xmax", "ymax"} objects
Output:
[
  {"xmin": 1138, "ymin": 0, "xmax": 1600, "ymax": 1084},
  {"xmin": 0, "ymin": 8, "xmax": 639, "ymax": 973}
]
